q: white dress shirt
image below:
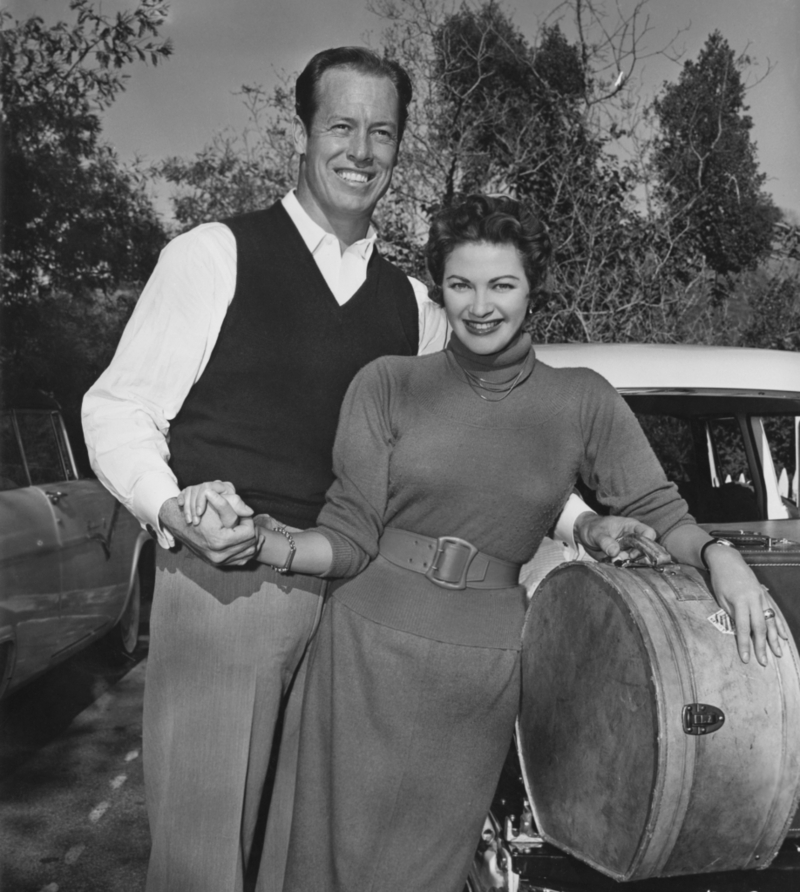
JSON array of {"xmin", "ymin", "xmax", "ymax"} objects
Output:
[{"xmin": 82, "ymin": 191, "xmax": 586, "ymax": 553}]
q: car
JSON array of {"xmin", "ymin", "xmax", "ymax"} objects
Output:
[
  {"xmin": 0, "ymin": 396, "xmax": 152, "ymax": 699},
  {"xmin": 469, "ymin": 343, "xmax": 800, "ymax": 892}
]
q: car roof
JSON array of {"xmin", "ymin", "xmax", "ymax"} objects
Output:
[{"xmin": 534, "ymin": 343, "xmax": 800, "ymax": 397}]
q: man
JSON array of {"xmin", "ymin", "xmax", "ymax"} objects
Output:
[{"xmin": 83, "ymin": 47, "xmax": 650, "ymax": 892}]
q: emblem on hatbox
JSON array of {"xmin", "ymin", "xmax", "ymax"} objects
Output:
[{"xmin": 708, "ymin": 609, "xmax": 736, "ymax": 634}]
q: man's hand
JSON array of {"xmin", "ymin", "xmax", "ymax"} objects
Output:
[
  {"xmin": 574, "ymin": 511, "xmax": 658, "ymax": 561},
  {"xmin": 159, "ymin": 496, "xmax": 258, "ymax": 567}
]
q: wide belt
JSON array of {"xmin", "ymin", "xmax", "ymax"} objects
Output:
[{"xmin": 378, "ymin": 527, "xmax": 521, "ymax": 591}]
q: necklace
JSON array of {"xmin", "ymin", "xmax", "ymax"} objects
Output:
[{"xmin": 454, "ymin": 346, "xmax": 532, "ymax": 402}]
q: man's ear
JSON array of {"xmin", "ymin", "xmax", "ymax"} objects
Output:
[{"xmin": 293, "ymin": 115, "xmax": 308, "ymax": 155}]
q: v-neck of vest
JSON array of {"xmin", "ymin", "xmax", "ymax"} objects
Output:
[{"xmin": 279, "ymin": 203, "xmax": 379, "ymax": 313}]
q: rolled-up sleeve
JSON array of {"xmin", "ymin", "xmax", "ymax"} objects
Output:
[{"xmin": 82, "ymin": 224, "xmax": 236, "ymax": 546}]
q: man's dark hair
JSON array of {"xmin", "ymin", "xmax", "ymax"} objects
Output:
[
  {"xmin": 425, "ymin": 195, "xmax": 552, "ymax": 306},
  {"xmin": 295, "ymin": 47, "xmax": 413, "ymax": 141}
]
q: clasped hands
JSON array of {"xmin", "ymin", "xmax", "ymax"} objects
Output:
[{"xmin": 158, "ymin": 480, "xmax": 260, "ymax": 567}]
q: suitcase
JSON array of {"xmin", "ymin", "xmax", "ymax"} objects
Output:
[{"xmin": 517, "ymin": 559, "xmax": 800, "ymax": 882}]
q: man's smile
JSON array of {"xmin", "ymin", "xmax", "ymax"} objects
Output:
[{"xmin": 335, "ymin": 169, "xmax": 373, "ymax": 184}]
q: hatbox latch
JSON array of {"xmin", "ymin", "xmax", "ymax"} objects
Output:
[{"xmin": 682, "ymin": 703, "xmax": 725, "ymax": 735}]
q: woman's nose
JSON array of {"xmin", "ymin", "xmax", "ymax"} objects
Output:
[{"xmin": 469, "ymin": 290, "xmax": 494, "ymax": 316}]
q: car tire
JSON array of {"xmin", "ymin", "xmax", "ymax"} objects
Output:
[{"xmin": 105, "ymin": 569, "xmax": 142, "ymax": 658}]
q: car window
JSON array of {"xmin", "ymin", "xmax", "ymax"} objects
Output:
[
  {"xmin": 762, "ymin": 414, "xmax": 799, "ymax": 516},
  {"xmin": 706, "ymin": 417, "xmax": 751, "ymax": 486},
  {"xmin": 634, "ymin": 412, "xmax": 759, "ymax": 524},
  {"xmin": 13, "ymin": 412, "xmax": 70, "ymax": 485},
  {"xmin": 635, "ymin": 414, "xmax": 694, "ymax": 485},
  {"xmin": 0, "ymin": 414, "xmax": 28, "ymax": 490}
]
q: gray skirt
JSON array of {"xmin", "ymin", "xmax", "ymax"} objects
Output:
[{"xmin": 283, "ymin": 583, "xmax": 521, "ymax": 892}]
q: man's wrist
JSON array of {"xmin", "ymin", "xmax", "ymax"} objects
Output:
[
  {"xmin": 572, "ymin": 510, "xmax": 596, "ymax": 548},
  {"xmin": 153, "ymin": 496, "xmax": 181, "ymax": 548},
  {"xmin": 554, "ymin": 494, "xmax": 594, "ymax": 548}
]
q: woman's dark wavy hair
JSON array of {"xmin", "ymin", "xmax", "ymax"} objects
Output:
[
  {"xmin": 425, "ymin": 195, "xmax": 552, "ymax": 306},
  {"xmin": 296, "ymin": 47, "xmax": 413, "ymax": 141}
]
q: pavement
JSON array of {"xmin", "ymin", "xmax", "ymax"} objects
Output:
[{"xmin": 0, "ymin": 656, "xmax": 150, "ymax": 892}]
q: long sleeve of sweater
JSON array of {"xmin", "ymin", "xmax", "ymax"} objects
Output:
[
  {"xmin": 576, "ymin": 368, "xmax": 692, "ymax": 538},
  {"xmin": 313, "ymin": 360, "xmax": 395, "ymax": 577},
  {"xmin": 313, "ymin": 351, "xmax": 691, "ymax": 581}
]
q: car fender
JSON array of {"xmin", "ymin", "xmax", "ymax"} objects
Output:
[{"xmin": 113, "ymin": 531, "xmax": 153, "ymax": 629}]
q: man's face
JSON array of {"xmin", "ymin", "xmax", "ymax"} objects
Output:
[{"xmin": 294, "ymin": 67, "xmax": 401, "ymax": 233}]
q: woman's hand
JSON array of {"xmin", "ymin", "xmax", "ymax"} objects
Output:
[
  {"xmin": 573, "ymin": 511, "xmax": 658, "ymax": 561},
  {"xmin": 704, "ymin": 545, "xmax": 788, "ymax": 666},
  {"xmin": 661, "ymin": 524, "xmax": 789, "ymax": 665},
  {"xmin": 177, "ymin": 480, "xmax": 253, "ymax": 526}
]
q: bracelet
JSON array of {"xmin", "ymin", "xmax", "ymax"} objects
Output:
[
  {"xmin": 271, "ymin": 526, "xmax": 296, "ymax": 575},
  {"xmin": 700, "ymin": 537, "xmax": 735, "ymax": 570}
]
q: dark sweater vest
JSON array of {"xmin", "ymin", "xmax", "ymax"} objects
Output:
[{"xmin": 168, "ymin": 203, "xmax": 419, "ymax": 528}]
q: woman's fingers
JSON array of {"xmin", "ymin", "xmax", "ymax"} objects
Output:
[
  {"xmin": 206, "ymin": 489, "xmax": 240, "ymax": 528},
  {"xmin": 747, "ymin": 603, "xmax": 768, "ymax": 667},
  {"xmin": 730, "ymin": 600, "xmax": 753, "ymax": 665},
  {"xmin": 762, "ymin": 591, "xmax": 788, "ymax": 658},
  {"xmin": 182, "ymin": 486, "xmax": 198, "ymax": 524}
]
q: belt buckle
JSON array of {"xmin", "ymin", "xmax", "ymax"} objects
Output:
[{"xmin": 425, "ymin": 536, "xmax": 479, "ymax": 590}]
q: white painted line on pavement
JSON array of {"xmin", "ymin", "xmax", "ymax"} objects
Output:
[
  {"xmin": 38, "ymin": 884, "xmax": 59, "ymax": 892},
  {"xmin": 89, "ymin": 801, "xmax": 110, "ymax": 822},
  {"xmin": 65, "ymin": 844, "xmax": 86, "ymax": 864},
  {"xmin": 124, "ymin": 749, "xmax": 140, "ymax": 762},
  {"xmin": 110, "ymin": 774, "xmax": 127, "ymax": 790}
]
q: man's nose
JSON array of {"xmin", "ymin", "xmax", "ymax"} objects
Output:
[{"xmin": 347, "ymin": 128, "xmax": 373, "ymax": 163}]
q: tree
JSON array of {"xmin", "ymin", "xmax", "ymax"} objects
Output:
[
  {"xmin": 1, "ymin": 0, "xmax": 172, "ymax": 305},
  {"xmin": 157, "ymin": 80, "xmax": 297, "ymax": 228},
  {"xmin": 1, "ymin": 0, "xmax": 172, "ymax": 414},
  {"xmin": 650, "ymin": 31, "xmax": 780, "ymax": 284},
  {"xmin": 374, "ymin": 0, "xmax": 710, "ymax": 342},
  {"xmin": 154, "ymin": 0, "xmax": 784, "ymax": 347}
]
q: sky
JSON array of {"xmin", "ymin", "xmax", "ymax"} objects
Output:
[{"xmin": 7, "ymin": 0, "xmax": 800, "ymax": 219}]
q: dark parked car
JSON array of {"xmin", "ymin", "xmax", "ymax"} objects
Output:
[
  {"xmin": 470, "ymin": 343, "xmax": 800, "ymax": 892},
  {"xmin": 0, "ymin": 399, "xmax": 152, "ymax": 698}
]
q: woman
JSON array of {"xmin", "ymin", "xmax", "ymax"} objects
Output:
[{"xmin": 183, "ymin": 195, "xmax": 786, "ymax": 892}]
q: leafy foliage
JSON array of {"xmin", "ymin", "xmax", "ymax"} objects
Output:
[
  {"xmin": 1, "ymin": 0, "xmax": 172, "ymax": 418},
  {"xmin": 157, "ymin": 82, "xmax": 298, "ymax": 228},
  {"xmin": 650, "ymin": 31, "xmax": 779, "ymax": 280},
  {"xmin": 1, "ymin": 0, "xmax": 172, "ymax": 306}
]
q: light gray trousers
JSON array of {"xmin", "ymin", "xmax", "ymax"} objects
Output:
[{"xmin": 143, "ymin": 548, "xmax": 324, "ymax": 892}]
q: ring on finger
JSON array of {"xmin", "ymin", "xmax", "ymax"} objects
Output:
[{"xmin": 763, "ymin": 607, "xmax": 776, "ymax": 621}]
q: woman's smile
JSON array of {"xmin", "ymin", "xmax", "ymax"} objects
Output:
[{"xmin": 443, "ymin": 241, "xmax": 531, "ymax": 355}]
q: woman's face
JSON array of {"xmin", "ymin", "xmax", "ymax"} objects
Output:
[{"xmin": 442, "ymin": 241, "xmax": 531, "ymax": 355}]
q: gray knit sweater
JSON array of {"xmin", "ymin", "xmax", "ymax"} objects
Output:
[{"xmin": 312, "ymin": 334, "xmax": 691, "ymax": 647}]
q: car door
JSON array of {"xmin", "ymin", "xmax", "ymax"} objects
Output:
[
  {"xmin": 19, "ymin": 410, "xmax": 131, "ymax": 645},
  {"xmin": 54, "ymin": 477, "xmax": 132, "ymax": 642},
  {"xmin": 0, "ymin": 411, "xmax": 64, "ymax": 689}
]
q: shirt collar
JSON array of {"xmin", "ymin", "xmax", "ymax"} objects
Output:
[{"xmin": 282, "ymin": 190, "xmax": 377, "ymax": 259}]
